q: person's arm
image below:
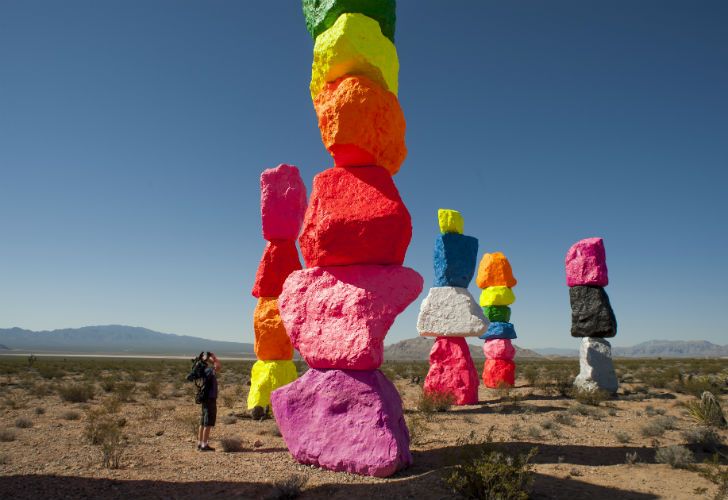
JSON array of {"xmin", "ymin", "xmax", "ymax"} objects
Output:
[{"xmin": 208, "ymin": 352, "xmax": 221, "ymax": 372}]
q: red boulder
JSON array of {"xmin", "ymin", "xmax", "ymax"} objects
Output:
[
  {"xmin": 299, "ymin": 166, "xmax": 412, "ymax": 267},
  {"xmin": 424, "ymin": 337, "xmax": 479, "ymax": 405},
  {"xmin": 251, "ymin": 240, "xmax": 302, "ymax": 298},
  {"xmin": 482, "ymin": 359, "xmax": 515, "ymax": 388}
]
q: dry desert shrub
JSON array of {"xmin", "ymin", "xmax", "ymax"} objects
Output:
[
  {"xmin": 625, "ymin": 451, "xmax": 640, "ymax": 465},
  {"xmin": 175, "ymin": 412, "xmax": 200, "ymax": 437},
  {"xmin": 222, "ymin": 415, "xmax": 237, "ymax": 425},
  {"xmin": 682, "ymin": 426, "xmax": 722, "ymax": 451},
  {"xmin": 655, "ymin": 445, "xmax": 694, "ymax": 469},
  {"xmin": 57, "ymin": 383, "xmax": 95, "ymax": 403},
  {"xmin": 684, "ymin": 391, "xmax": 726, "ymax": 428},
  {"xmin": 614, "ymin": 431, "xmax": 631, "ymax": 444},
  {"xmin": 640, "ymin": 415, "xmax": 677, "ymax": 437},
  {"xmin": 417, "ymin": 389, "xmax": 454, "ymax": 414},
  {"xmin": 220, "ymin": 436, "xmax": 245, "ymax": 452},
  {"xmin": 61, "ymin": 410, "xmax": 81, "ymax": 421},
  {"xmin": 571, "ymin": 387, "xmax": 610, "ymax": 406},
  {"xmin": 143, "ymin": 379, "xmax": 161, "ymax": 399},
  {"xmin": 100, "ymin": 376, "xmax": 116, "ymax": 393},
  {"xmin": 112, "ymin": 381, "xmax": 136, "ymax": 402},
  {"xmin": 553, "ymin": 412, "xmax": 575, "ymax": 426},
  {"xmin": 0, "ymin": 429, "xmax": 16, "ymax": 442},
  {"xmin": 15, "ymin": 417, "xmax": 32, "ymax": 428},
  {"xmin": 406, "ymin": 414, "xmax": 428, "ymax": 446},
  {"xmin": 267, "ymin": 474, "xmax": 308, "ymax": 500},
  {"xmin": 220, "ymin": 388, "xmax": 238, "ymax": 409},
  {"xmin": 34, "ymin": 407, "xmax": 45, "ymax": 415}
]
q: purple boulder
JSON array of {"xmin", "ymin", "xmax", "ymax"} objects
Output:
[
  {"xmin": 270, "ymin": 368, "xmax": 411, "ymax": 477},
  {"xmin": 565, "ymin": 237, "xmax": 609, "ymax": 287}
]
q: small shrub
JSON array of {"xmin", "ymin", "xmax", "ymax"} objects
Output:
[
  {"xmin": 682, "ymin": 427, "xmax": 722, "ymax": 451},
  {"xmin": 100, "ymin": 377, "xmax": 116, "ymax": 393},
  {"xmin": 220, "ymin": 388, "xmax": 238, "ymax": 409},
  {"xmin": 62, "ymin": 410, "xmax": 81, "ymax": 421},
  {"xmin": 509, "ymin": 424, "xmax": 523, "ymax": 440},
  {"xmin": 526, "ymin": 426, "xmax": 542, "ymax": 440},
  {"xmin": 684, "ymin": 391, "xmax": 726, "ymax": 428},
  {"xmin": 84, "ymin": 408, "xmax": 121, "ymax": 445},
  {"xmin": 568, "ymin": 403, "xmax": 604, "ymax": 419},
  {"xmin": 34, "ymin": 407, "xmax": 45, "ymax": 415},
  {"xmin": 625, "ymin": 451, "xmax": 640, "ymax": 465},
  {"xmin": 57, "ymin": 383, "xmax": 95, "ymax": 403},
  {"xmin": 522, "ymin": 366, "xmax": 539, "ymax": 387},
  {"xmin": 696, "ymin": 454, "xmax": 728, "ymax": 500},
  {"xmin": 406, "ymin": 414, "xmax": 428, "ymax": 446},
  {"xmin": 29, "ymin": 383, "xmax": 52, "ymax": 398},
  {"xmin": 0, "ymin": 454, "xmax": 8, "ymax": 465},
  {"xmin": 267, "ymin": 474, "xmax": 308, "ymax": 499},
  {"xmin": 102, "ymin": 396, "xmax": 122, "ymax": 414},
  {"xmin": 175, "ymin": 412, "xmax": 200, "ymax": 437},
  {"xmin": 220, "ymin": 436, "xmax": 245, "ymax": 452},
  {"xmin": 37, "ymin": 365, "xmax": 64, "ymax": 380},
  {"xmin": 15, "ymin": 417, "xmax": 33, "ymax": 429},
  {"xmin": 571, "ymin": 388, "xmax": 610, "ymax": 406},
  {"xmin": 222, "ymin": 415, "xmax": 237, "ymax": 425},
  {"xmin": 113, "ymin": 381, "xmax": 136, "ymax": 402},
  {"xmin": 417, "ymin": 390, "xmax": 455, "ymax": 414},
  {"xmin": 0, "ymin": 429, "xmax": 16, "ymax": 442},
  {"xmin": 144, "ymin": 380, "xmax": 161, "ymax": 399},
  {"xmin": 655, "ymin": 445, "xmax": 694, "ymax": 469},
  {"xmin": 645, "ymin": 405, "xmax": 665, "ymax": 416},
  {"xmin": 540, "ymin": 420, "xmax": 555, "ymax": 430},
  {"xmin": 553, "ymin": 412, "xmax": 575, "ymax": 426},
  {"xmin": 99, "ymin": 423, "xmax": 126, "ymax": 469},
  {"xmin": 640, "ymin": 415, "xmax": 676, "ymax": 438}
]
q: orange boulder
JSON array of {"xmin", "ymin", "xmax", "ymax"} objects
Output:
[
  {"xmin": 476, "ymin": 252, "xmax": 517, "ymax": 288},
  {"xmin": 254, "ymin": 297, "xmax": 294, "ymax": 361},
  {"xmin": 314, "ymin": 75, "xmax": 406, "ymax": 176}
]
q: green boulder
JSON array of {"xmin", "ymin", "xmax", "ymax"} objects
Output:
[
  {"xmin": 483, "ymin": 306, "xmax": 511, "ymax": 323},
  {"xmin": 303, "ymin": 0, "xmax": 396, "ymax": 42}
]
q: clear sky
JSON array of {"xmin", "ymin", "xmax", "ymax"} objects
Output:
[{"xmin": 1, "ymin": 1, "xmax": 726, "ymax": 349}]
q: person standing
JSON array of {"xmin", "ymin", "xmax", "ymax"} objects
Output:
[{"xmin": 197, "ymin": 352, "xmax": 220, "ymax": 451}]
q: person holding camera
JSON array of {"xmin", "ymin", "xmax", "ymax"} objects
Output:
[{"xmin": 186, "ymin": 351, "xmax": 220, "ymax": 451}]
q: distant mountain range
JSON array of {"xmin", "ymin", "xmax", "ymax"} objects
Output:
[
  {"xmin": 535, "ymin": 340, "xmax": 728, "ymax": 358},
  {"xmin": 384, "ymin": 337, "xmax": 542, "ymax": 360},
  {"xmin": 0, "ymin": 326, "xmax": 254, "ymax": 357}
]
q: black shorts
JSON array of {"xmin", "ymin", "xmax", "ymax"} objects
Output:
[{"xmin": 200, "ymin": 399, "xmax": 217, "ymax": 427}]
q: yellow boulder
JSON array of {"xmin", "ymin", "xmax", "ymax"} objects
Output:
[
  {"xmin": 310, "ymin": 13, "xmax": 398, "ymax": 100},
  {"xmin": 479, "ymin": 286, "xmax": 516, "ymax": 306},
  {"xmin": 247, "ymin": 360, "xmax": 297, "ymax": 410},
  {"xmin": 438, "ymin": 209, "xmax": 464, "ymax": 234}
]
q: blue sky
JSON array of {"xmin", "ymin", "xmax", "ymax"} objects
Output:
[{"xmin": 1, "ymin": 1, "xmax": 726, "ymax": 349}]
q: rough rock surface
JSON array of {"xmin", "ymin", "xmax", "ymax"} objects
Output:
[
  {"xmin": 479, "ymin": 321, "xmax": 517, "ymax": 341},
  {"xmin": 417, "ymin": 286, "xmax": 488, "ymax": 338},
  {"xmin": 574, "ymin": 337, "xmax": 619, "ymax": 394},
  {"xmin": 253, "ymin": 298, "xmax": 293, "ymax": 361},
  {"xmin": 569, "ymin": 286, "xmax": 617, "ymax": 338},
  {"xmin": 423, "ymin": 337, "xmax": 479, "ymax": 405},
  {"xmin": 251, "ymin": 240, "xmax": 303, "ymax": 298},
  {"xmin": 303, "ymin": 0, "xmax": 396, "ymax": 42},
  {"xmin": 260, "ymin": 164, "xmax": 308, "ymax": 241},
  {"xmin": 298, "ymin": 166, "xmax": 412, "ymax": 267},
  {"xmin": 482, "ymin": 305, "xmax": 511, "ymax": 323},
  {"xmin": 314, "ymin": 75, "xmax": 406, "ymax": 176},
  {"xmin": 482, "ymin": 359, "xmax": 516, "ymax": 388},
  {"xmin": 310, "ymin": 13, "xmax": 398, "ymax": 99},
  {"xmin": 247, "ymin": 360, "xmax": 297, "ymax": 409},
  {"xmin": 279, "ymin": 265, "xmax": 423, "ymax": 370},
  {"xmin": 565, "ymin": 237, "xmax": 609, "ymax": 287},
  {"xmin": 433, "ymin": 233, "xmax": 478, "ymax": 288},
  {"xmin": 270, "ymin": 368, "xmax": 411, "ymax": 477},
  {"xmin": 437, "ymin": 208, "xmax": 463, "ymax": 234},
  {"xmin": 479, "ymin": 286, "xmax": 516, "ymax": 306},
  {"xmin": 482, "ymin": 338, "xmax": 515, "ymax": 360},
  {"xmin": 476, "ymin": 252, "xmax": 517, "ymax": 288}
]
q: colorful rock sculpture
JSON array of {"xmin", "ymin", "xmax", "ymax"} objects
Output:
[
  {"xmin": 417, "ymin": 210, "xmax": 486, "ymax": 405},
  {"xmin": 271, "ymin": 2, "xmax": 421, "ymax": 477},
  {"xmin": 478, "ymin": 252, "xmax": 517, "ymax": 388},
  {"xmin": 248, "ymin": 164, "xmax": 307, "ymax": 412},
  {"xmin": 566, "ymin": 237, "xmax": 618, "ymax": 394}
]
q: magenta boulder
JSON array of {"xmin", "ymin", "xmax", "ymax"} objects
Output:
[
  {"xmin": 271, "ymin": 368, "xmax": 412, "ymax": 477},
  {"xmin": 260, "ymin": 164, "xmax": 308, "ymax": 241},
  {"xmin": 483, "ymin": 338, "xmax": 516, "ymax": 360},
  {"xmin": 565, "ymin": 237, "xmax": 609, "ymax": 287}
]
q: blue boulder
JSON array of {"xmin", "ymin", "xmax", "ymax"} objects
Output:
[
  {"xmin": 433, "ymin": 233, "xmax": 478, "ymax": 287},
  {"xmin": 479, "ymin": 322, "xmax": 517, "ymax": 340}
]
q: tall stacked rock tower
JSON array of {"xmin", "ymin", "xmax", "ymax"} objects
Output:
[
  {"xmin": 270, "ymin": 0, "xmax": 424, "ymax": 477},
  {"xmin": 566, "ymin": 237, "xmax": 618, "ymax": 394},
  {"xmin": 248, "ymin": 164, "xmax": 307, "ymax": 413},
  {"xmin": 416, "ymin": 209, "xmax": 487, "ymax": 405},
  {"xmin": 477, "ymin": 252, "xmax": 518, "ymax": 388}
]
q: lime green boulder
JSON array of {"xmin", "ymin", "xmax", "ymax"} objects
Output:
[
  {"xmin": 303, "ymin": 0, "xmax": 396, "ymax": 43},
  {"xmin": 479, "ymin": 286, "xmax": 516, "ymax": 307},
  {"xmin": 310, "ymin": 13, "xmax": 398, "ymax": 100},
  {"xmin": 437, "ymin": 208, "xmax": 464, "ymax": 234},
  {"xmin": 247, "ymin": 360, "xmax": 297, "ymax": 410},
  {"xmin": 483, "ymin": 305, "xmax": 511, "ymax": 322}
]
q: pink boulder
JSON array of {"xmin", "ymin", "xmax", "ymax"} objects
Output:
[
  {"xmin": 298, "ymin": 166, "xmax": 412, "ymax": 267},
  {"xmin": 251, "ymin": 240, "xmax": 302, "ymax": 298},
  {"xmin": 270, "ymin": 368, "xmax": 411, "ymax": 477},
  {"xmin": 261, "ymin": 164, "xmax": 308, "ymax": 241},
  {"xmin": 482, "ymin": 339, "xmax": 516, "ymax": 360},
  {"xmin": 482, "ymin": 359, "xmax": 516, "ymax": 388},
  {"xmin": 424, "ymin": 337, "xmax": 479, "ymax": 405},
  {"xmin": 278, "ymin": 265, "xmax": 423, "ymax": 370},
  {"xmin": 565, "ymin": 237, "xmax": 608, "ymax": 287}
]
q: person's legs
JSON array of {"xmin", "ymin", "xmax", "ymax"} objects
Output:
[
  {"xmin": 197, "ymin": 425, "xmax": 204, "ymax": 448},
  {"xmin": 202, "ymin": 426, "xmax": 211, "ymax": 444}
]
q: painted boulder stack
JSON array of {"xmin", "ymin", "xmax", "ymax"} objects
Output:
[
  {"xmin": 270, "ymin": 0, "xmax": 424, "ymax": 478},
  {"xmin": 416, "ymin": 209, "xmax": 486, "ymax": 405},
  {"xmin": 566, "ymin": 237, "xmax": 618, "ymax": 394},
  {"xmin": 477, "ymin": 252, "xmax": 518, "ymax": 388},
  {"xmin": 248, "ymin": 164, "xmax": 307, "ymax": 412}
]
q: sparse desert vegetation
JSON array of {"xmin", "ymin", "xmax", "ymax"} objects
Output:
[{"xmin": 0, "ymin": 355, "xmax": 726, "ymax": 498}]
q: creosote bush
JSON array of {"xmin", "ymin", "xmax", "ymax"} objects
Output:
[
  {"xmin": 571, "ymin": 388, "xmax": 610, "ymax": 406},
  {"xmin": 654, "ymin": 445, "xmax": 694, "ymax": 469},
  {"xmin": 15, "ymin": 417, "xmax": 33, "ymax": 429},
  {"xmin": 417, "ymin": 390, "xmax": 455, "ymax": 414},
  {"xmin": 0, "ymin": 429, "xmax": 16, "ymax": 442},
  {"xmin": 57, "ymin": 383, "xmax": 95, "ymax": 403}
]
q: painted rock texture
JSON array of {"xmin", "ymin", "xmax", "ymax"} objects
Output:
[
  {"xmin": 247, "ymin": 360, "xmax": 297, "ymax": 409},
  {"xmin": 574, "ymin": 337, "xmax": 618, "ymax": 394},
  {"xmin": 424, "ymin": 337, "xmax": 479, "ymax": 405},
  {"xmin": 270, "ymin": 368, "xmax": 411, "ymax": 477},
  {"xmin": 482, "ymin": 359, "xmax": 516, "ymax": 388},
  {"xmin": 260, "ymin": 164, "xmax": 308, "ymax": 241},
  {"xmin": 252, "ymin": 240, "xmax": 303, "ymax": 298},
  {"xmin": 565, "ymin": 237, "xmax": 609, "ymax": 287},
  {"xmin": 482, "ymin": 305, "xmax": 511, "ymax": 323},
  {"xmin": 569, "ymin": 286, "xmax": 617, "ymax": 338},
  {"xmin": 417, "ymin": 286, "xmax": 488, "ymax": 338},
  {"xmin": 253, "ymin": 298, "xmax": 294, "ymax": 361},
  {"xmin": 476, "ymin": 252, "xmax": 517, "ymax": 288},
  {"xmin": 299, "ymin": 166, "xmax": 412, "ymax": 267},
  {"xmin": 279, "ymin": 265, "xmax": 423, "ymax": 370},
  {"xmin": 437, "ymin": 208, "xmax": 464, "ymax": 234},
  {"xmin": 314, "ymin": 75, "xmax": 406, "ymax": 176},
  {"xmin": 303, "ymin": 0, "xmax": 396, "ymax": 42},
  {"xmin": 433, "ymin": 233, "xmax": 479, "ymax": 288},
  {"xmin": 482, "ymin": 338, "xmax": 516, "ymax": 360},
  {"xmin": 479, "ymin": 286, "xmax": 516, "ymax": 306},
  {"xmin": 479, "ymin": 321, "xmax": 517, "ymax": 341},
  {"xmin": 310, "ymin": 13, "xmax": 398, "ymax": 99}
]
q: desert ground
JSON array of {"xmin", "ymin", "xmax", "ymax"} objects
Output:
[{"xmin": 0, "ymin": 356, "xmax": 726, "ymax": 499}]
